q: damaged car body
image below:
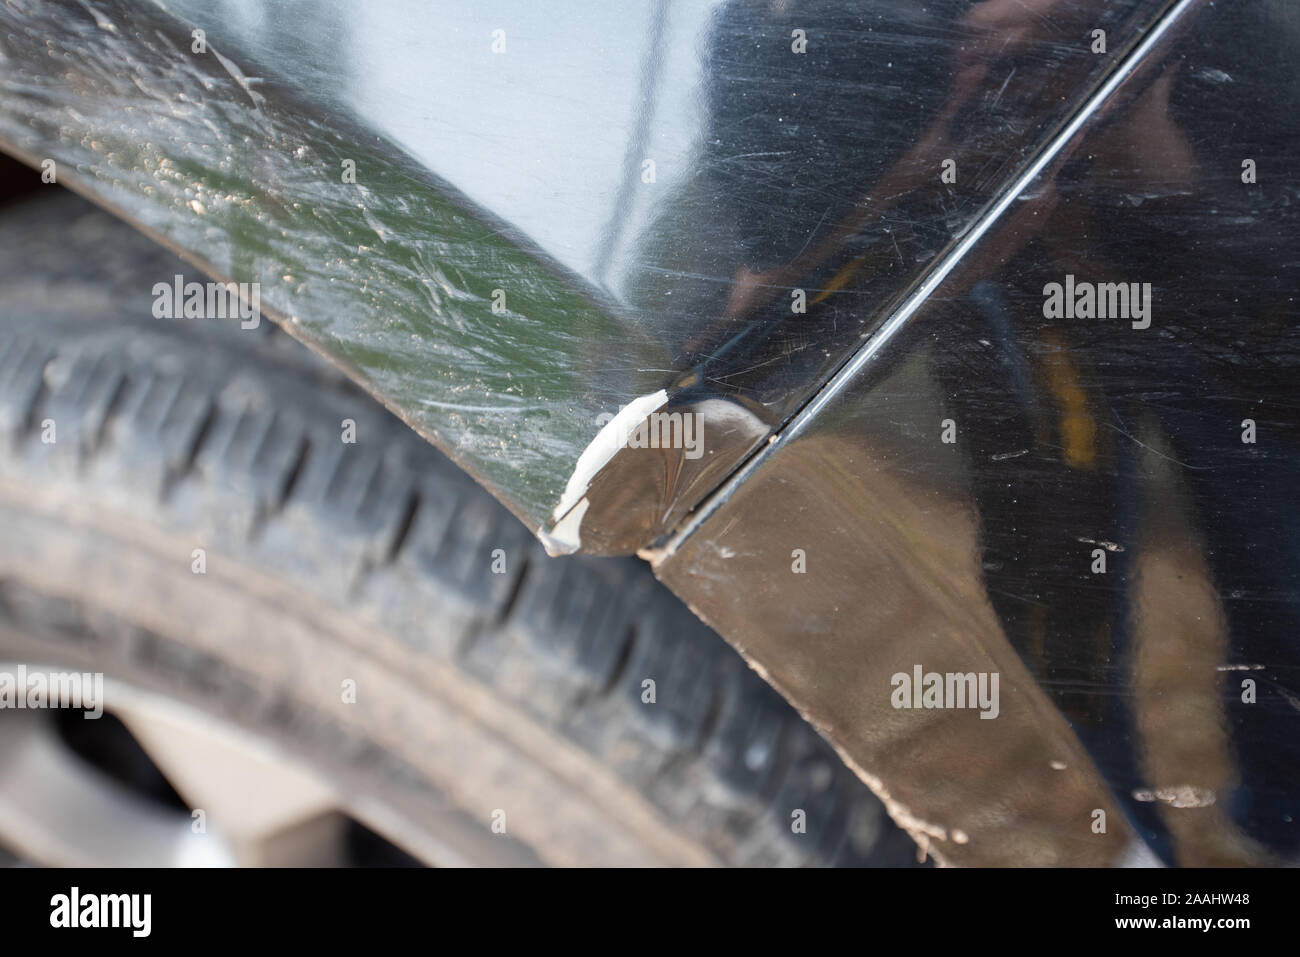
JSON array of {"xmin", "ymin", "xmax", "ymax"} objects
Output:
[{"xmin": 0, "ymin": 0, "xmax": 1297, "ymax": 865}]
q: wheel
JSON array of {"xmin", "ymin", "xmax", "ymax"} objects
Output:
[{"xmin": 0, "ymin": 191, "xmax": 918, "ymax": 867}]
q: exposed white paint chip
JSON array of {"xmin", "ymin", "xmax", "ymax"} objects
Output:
[{"xmin": 542, "ymin": 389, "xmax": 668, "ymax": 554}]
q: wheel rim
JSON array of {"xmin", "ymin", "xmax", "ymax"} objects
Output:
[{"xmin": 0, "ymin": 665, "xmax": 520, "ymax": 866}]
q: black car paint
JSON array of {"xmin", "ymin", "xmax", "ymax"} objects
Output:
[{"xmin": 1, "ymin": 0, "xmax": 1296, "ymax": 864}]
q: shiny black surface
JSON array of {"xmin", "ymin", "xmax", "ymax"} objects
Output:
[
  {"xmin": 4, "ymin": 0, "xmax": 1298, "ymax": 865},
  {"xmin": 0, "ymin": 0, "xmax": 1178, "ymax": 551},
  {"xmin": 657, "ymin": 0, "xmax": 1300, "ymax": 864}
]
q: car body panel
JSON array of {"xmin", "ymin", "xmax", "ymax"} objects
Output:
[
  {"xmin": 0, "ymin": 0, "xmax": 1176, "ymax": 553},
  {"xmin": 653, "ymin": 0, "xmax": 1300, "ymax": 864},
  {"xmin": 3, "ymin": 0, "xmax": 1297, "ymax": 864}
]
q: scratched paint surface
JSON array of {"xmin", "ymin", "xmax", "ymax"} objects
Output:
[
  {"xmin": 656, "ymin": 0, "xmax": 1300, "ymax": 864},
  {"xmin": 0, "ymin": 0, "xmax": 655, "ymax": 531},
  {"xmin": 5, "ymin": 0, "xmax": 1299, "ymax": 864},
  {"xmin": 0, "ymin": 0, "xmax": 1174, "ymax": 548}
]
